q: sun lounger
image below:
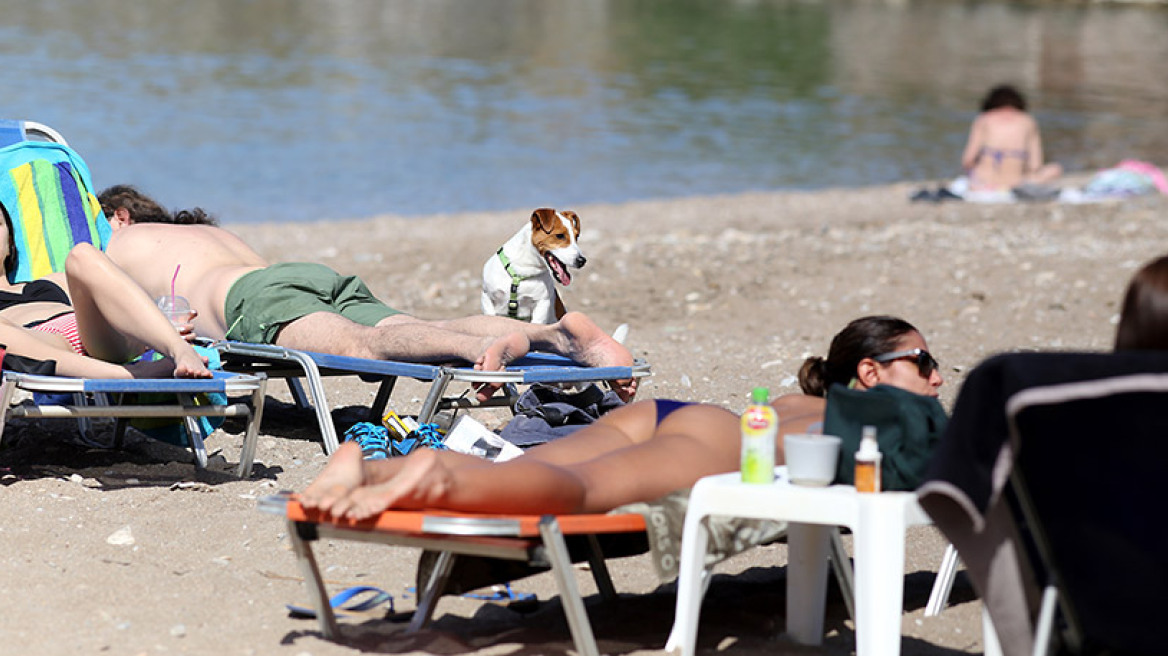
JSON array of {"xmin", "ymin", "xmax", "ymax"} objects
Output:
[
  {"xmin": 919, "ymin": 351, "xmax": 1168, "ymax": 656},
  {"xmin": 215, "ymin": 340, "xmax": 651, "ymax": 454},
  {"xmin": 260, "ymin": 492, "xmax": 648, "ymax": 656},
  {"xmin": 0, "ymin": 370, "xmax": 268, "ymax": 477}
]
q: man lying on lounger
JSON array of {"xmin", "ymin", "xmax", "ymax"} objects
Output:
[{"xmin": 98, "ymin": 186, "xmax": 635, "ymax": 400}]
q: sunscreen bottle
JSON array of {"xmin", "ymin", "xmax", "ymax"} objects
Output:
[
  {"xmin": 854, "ymin": 425, "xmax": 882, "ymax": 492},
  {"xmin": 741, "ymin": 387, "xmax": 778, "ymax": 484}
]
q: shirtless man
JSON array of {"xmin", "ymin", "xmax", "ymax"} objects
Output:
[{"xmin": 98, "ymin": 186, "xmax": 635, "ymax": 400}]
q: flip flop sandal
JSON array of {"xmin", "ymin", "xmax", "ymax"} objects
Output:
[
  {"xmin": 286, "ymin": 585, "xmax": 395, "ymax": 619},
  {"xmin": 462, "ymin": 581, "xmax": 539, "ymax": 602}
]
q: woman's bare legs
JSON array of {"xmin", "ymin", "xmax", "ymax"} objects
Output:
[
  {"xmin": 305, "ymin": 400, "xmax": 742, "ymax": 520},
  {"xmin": 301, "ymin": 400, "xmax": 664, "ymax": 512},
  {"xmin": 64, "ymin": 244, "xmax": 210, "ymax": 378}
]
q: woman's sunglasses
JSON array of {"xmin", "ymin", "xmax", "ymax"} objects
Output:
[{"xmin": 872, "ymin": 348, "xmax": 939, "ymax": 378}]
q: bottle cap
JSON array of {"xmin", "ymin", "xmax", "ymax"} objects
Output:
[
  {"xmin": 858, "ymin": 425, "xmax": 880, "ymax": 457},
  {"xmin": 751, "ymin": 387, "xmax": 769, "ymax": 404}
]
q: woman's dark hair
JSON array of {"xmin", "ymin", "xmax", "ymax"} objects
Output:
[
  {"xmin": 981, "ymin": 84, "xmax": 1027, "ymax": 112},
  {"xmin": 97, "ymin": 184, "xmax": 218, "ymax": 226},
  {"xmin": 1, "ymin": 202, "xmax": 17, "ymax": 276},
  {"xmin": 1115, "ymin": 255, "xmax": 1168, "ymax": 351},
  {"xmin": 798, "ymin": 315, "xmax": 920, "ymax": 397}
]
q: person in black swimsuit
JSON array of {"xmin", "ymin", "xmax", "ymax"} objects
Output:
[
  {"xmin": 0, "ymin": 204, "xmax": 212, "ymax": 379},
  {"xmin": 300, "ymin": 316, "xmax": 943, "ymax": 519}
]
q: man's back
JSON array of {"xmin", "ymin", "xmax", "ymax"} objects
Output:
[{"xmin": 105, "ymin": 223, "xmax": 269, "ymax": 339}]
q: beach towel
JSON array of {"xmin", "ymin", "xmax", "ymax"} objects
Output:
[{"xmin": 0, "ymin": 141, "xmax": 111, "ymax": 283}]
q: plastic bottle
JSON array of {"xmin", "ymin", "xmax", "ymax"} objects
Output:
[
  {"xmin": 854, "ymin": 425, "xmax": 882, "ymax": 493},
  {"xmin": 741, "ymin": 387, "xmax": 778, "ymax": 484}
]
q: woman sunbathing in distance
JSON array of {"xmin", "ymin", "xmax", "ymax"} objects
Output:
[
  {"xmin": 1114, "ymin": 253, "xmax": 1168, "ymax": 351},
  {"xmin": 0, "ymin": 205, "xmax": 211, "ymax": 379},
  {"xmin": 961, "ymin": 84, "xmax": 1063, "ymax": 192},
  {"xmin": 301, "ymin": 315, "xmax": 943, "ymax": 520}
]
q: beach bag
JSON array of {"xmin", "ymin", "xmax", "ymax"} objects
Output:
[
  {"xmin": 822, "ymin": 383, "xmax": 947, "ymax": 491},
  {"xmin": 0, "ymin": 344, "xmax": 57, "ymax": 376}
]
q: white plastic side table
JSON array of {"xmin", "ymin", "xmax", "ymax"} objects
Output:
[{"xmin": 665, "ymin": 468, "xmax": 931, "ymax": 656}]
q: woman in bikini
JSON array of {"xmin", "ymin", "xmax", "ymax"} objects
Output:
[
  {"xmin": 0, "ymin": 204, "xmax": 211, "ymax": 379},
  {"xmin": 961, "ymin": 84, "xmax": 1062, "ymax": 192},
  {"xmin": 301, "ymin": 315, "xmax": 944, "ymax": 519}
]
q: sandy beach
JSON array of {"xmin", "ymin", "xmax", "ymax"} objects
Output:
[{"xmin": 2, "ymin": 178, "xmax": 1165, "ymax": 655}]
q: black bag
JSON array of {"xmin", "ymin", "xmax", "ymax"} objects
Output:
[
  {"xmin": 822, "ymin": 383, "xmax": 947, "ymax": 491},
  {"xmin": 0, "ymin": 344, "xmax": 57, "ymax": 376},
  {"xmin": 499, "ymin": 383, "xmax": 625, "ymax": 447}
]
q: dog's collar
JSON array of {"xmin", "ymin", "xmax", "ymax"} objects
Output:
[{"xmin": 496, "ymin": 248, "xmax": 523, "ymax": 319}]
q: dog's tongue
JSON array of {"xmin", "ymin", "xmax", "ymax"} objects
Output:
[{"xmin": 545, "ymin": 253, "xmax": 571, "ymax": 286}]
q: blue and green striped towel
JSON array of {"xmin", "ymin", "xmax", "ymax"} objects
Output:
[{"xmin": 0, "ymin": 141, "xmax": 111, "ymax": 283}]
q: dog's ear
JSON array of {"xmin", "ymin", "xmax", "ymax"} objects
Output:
[
  {"xmin": 531, "ymin": 208, "xmax": 556, "ymax": 234},
  {"xmin": 562, "ymin": 210, "xmax": 580, "ymax": 237}
]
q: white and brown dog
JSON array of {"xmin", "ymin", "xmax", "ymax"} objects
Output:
[{"xmin": 481, "ymin": 208, "xmax": 585, "ymax": 323}]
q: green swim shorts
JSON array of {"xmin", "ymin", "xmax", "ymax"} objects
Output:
[{"xmin": 224, "ymin": 262, "xmax": 401, "ymax": 344}]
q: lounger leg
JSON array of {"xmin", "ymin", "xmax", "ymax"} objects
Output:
[
  {"xmin": 409, "ymin": 550, "xmax": 457, "ymax": 632},
  {"xmin": 368, "ymin": 378, "xmax": 398, "ymax": 424},
  {"xmin": 177, "ymin": 393, "xmax": 209, "ymax": 469},
  {"xmin": 286, "ymin": 378, "xmax": 310, "ymax": 410},
  {"xmin": 284, "ymin": 350, "xmax": 338, "ymax": 454},
  {"xmin": 540, "ymin": 516, "xmax": 600, "ymax": 656},
  {"xmin": 925, "ymin": 543, "xmax": 960, "ymax": 617},
  {"xmin": 0, "ymin": 377, "xmax": 16, "ymax": 448},
  {"xmin": 584, "ymin": 534, "xmax": 619, "ymax": 601},
  {"xmin": 417, "ymin": 371, "xmax": 454, "ymax": 425},
  {"xmin": 236, "ymin": 376, "xmax": 267, "ymax": 478},
  {"xmin": 287, "ymin": 520, "xmax": 339, "ymax": 639}
]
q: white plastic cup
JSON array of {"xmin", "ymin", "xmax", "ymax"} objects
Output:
[
  {"xmin": 156, "ymin": 295, "xmax": 193, "ymax": 328},
  {"xmin": 783, "ymin": 433, "xmax": 843, "ymax": 486}
]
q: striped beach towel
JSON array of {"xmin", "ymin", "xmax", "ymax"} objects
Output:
[{"xmin": 0, "ymin": 141, "xmax": 111, "ymax": 283}]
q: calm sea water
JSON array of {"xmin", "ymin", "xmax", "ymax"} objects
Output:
[{"xmin": 2, "ymin": 0, "xmax": 1165, "ymax": 223}]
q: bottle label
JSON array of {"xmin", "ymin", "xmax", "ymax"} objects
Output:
[{"xmin": 741, "ymin": 404, "xmax": 777, "ymax": 484}]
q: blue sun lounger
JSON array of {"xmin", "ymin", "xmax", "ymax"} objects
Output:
[
  {"xmin": 0, "ymin": 370, "xmax": 268, "ymax": 477},
  {"xmin": 213, "ymin": 340, "xmax": 651, "ymax": 454}
]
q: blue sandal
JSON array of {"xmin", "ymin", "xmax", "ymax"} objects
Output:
[
  {"xmin": 286, "ymin": 585, "xmax": 394, "ymax": 618},
  {"xmin": 392, "ymin": 422, "xmax": 447, "ymax": 456}
]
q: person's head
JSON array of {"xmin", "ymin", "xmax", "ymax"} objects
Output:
[
  {"xmin": 1115, "ymin": 254, "xmax": 1168, "ymax": 351},
  {"xmin": 980, "ymin": 84, "xmax": 1027, "ymax": 112},
  {"xmin": 98, "ymin": 184, "xmax": 218, "ymax": 228},
  {"xmin": 798, "ymin": 315, "xmax": 943, "ymax": 398}
]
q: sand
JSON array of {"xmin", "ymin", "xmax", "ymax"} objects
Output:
[{"xmin": 1, "ymin": 179, "xmax": 1165, "ymax": 655}]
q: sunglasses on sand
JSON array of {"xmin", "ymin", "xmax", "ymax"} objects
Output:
[{"xmin": 872, "ymin": 348, "xmax": 939, "ymax": 378}]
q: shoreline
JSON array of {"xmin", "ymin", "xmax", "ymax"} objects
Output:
[{"xmin": 2, "ymin": 179, "xmax": 1166, "ymax": 654}]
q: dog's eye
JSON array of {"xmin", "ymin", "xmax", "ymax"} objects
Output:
[{"xmin": 556, "ymin": 233, "xmax": 566, "ymax": 239}]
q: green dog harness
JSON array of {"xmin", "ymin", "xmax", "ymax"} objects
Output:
[{"xmin": 496, "ymin": 248, "xmax": 523, "ymax": 319}]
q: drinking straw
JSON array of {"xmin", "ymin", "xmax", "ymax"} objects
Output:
[{"xmin": 171, "ymin": 264, "xmax": 181, "ymax": 305}]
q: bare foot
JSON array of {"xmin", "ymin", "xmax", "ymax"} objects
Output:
[
  {"xmin": 472, "ymin": 332, "xmax": 530, "ymax": 401},
  {"xmin": 338, "ymin": 449, "xmax": 454, "ymax": 520},
  {"xmin": 557, "ymin": 312, "xmax": 637, "ymax": 401},
  {"xmin": 172, "ymin": 346, "xmax": 213, "ymax": 379},
  {"xmin": 300, "ymin": 442, "xmax": 366, "ymax": 515}
]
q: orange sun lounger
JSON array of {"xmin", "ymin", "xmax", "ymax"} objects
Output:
[{"xmin": 262, "ymin": 493, "xmax": 648, "ymax": 656}]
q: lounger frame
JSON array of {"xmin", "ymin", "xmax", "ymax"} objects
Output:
[
  {"xmin": 216, "ymin": 341, "xmax": 651, "ymax": 454},
  {"xmin": 263, "ymin": 494, "xmax": 646, "ymax": 656},
  {"xmin": 0, "ymin": 371, "xmax": 268, "ymax": 477}
]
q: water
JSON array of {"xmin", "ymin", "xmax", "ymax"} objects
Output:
[{"xmin": 2, "ymin": 0, "xmax": 1165, "ymax": 223}]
